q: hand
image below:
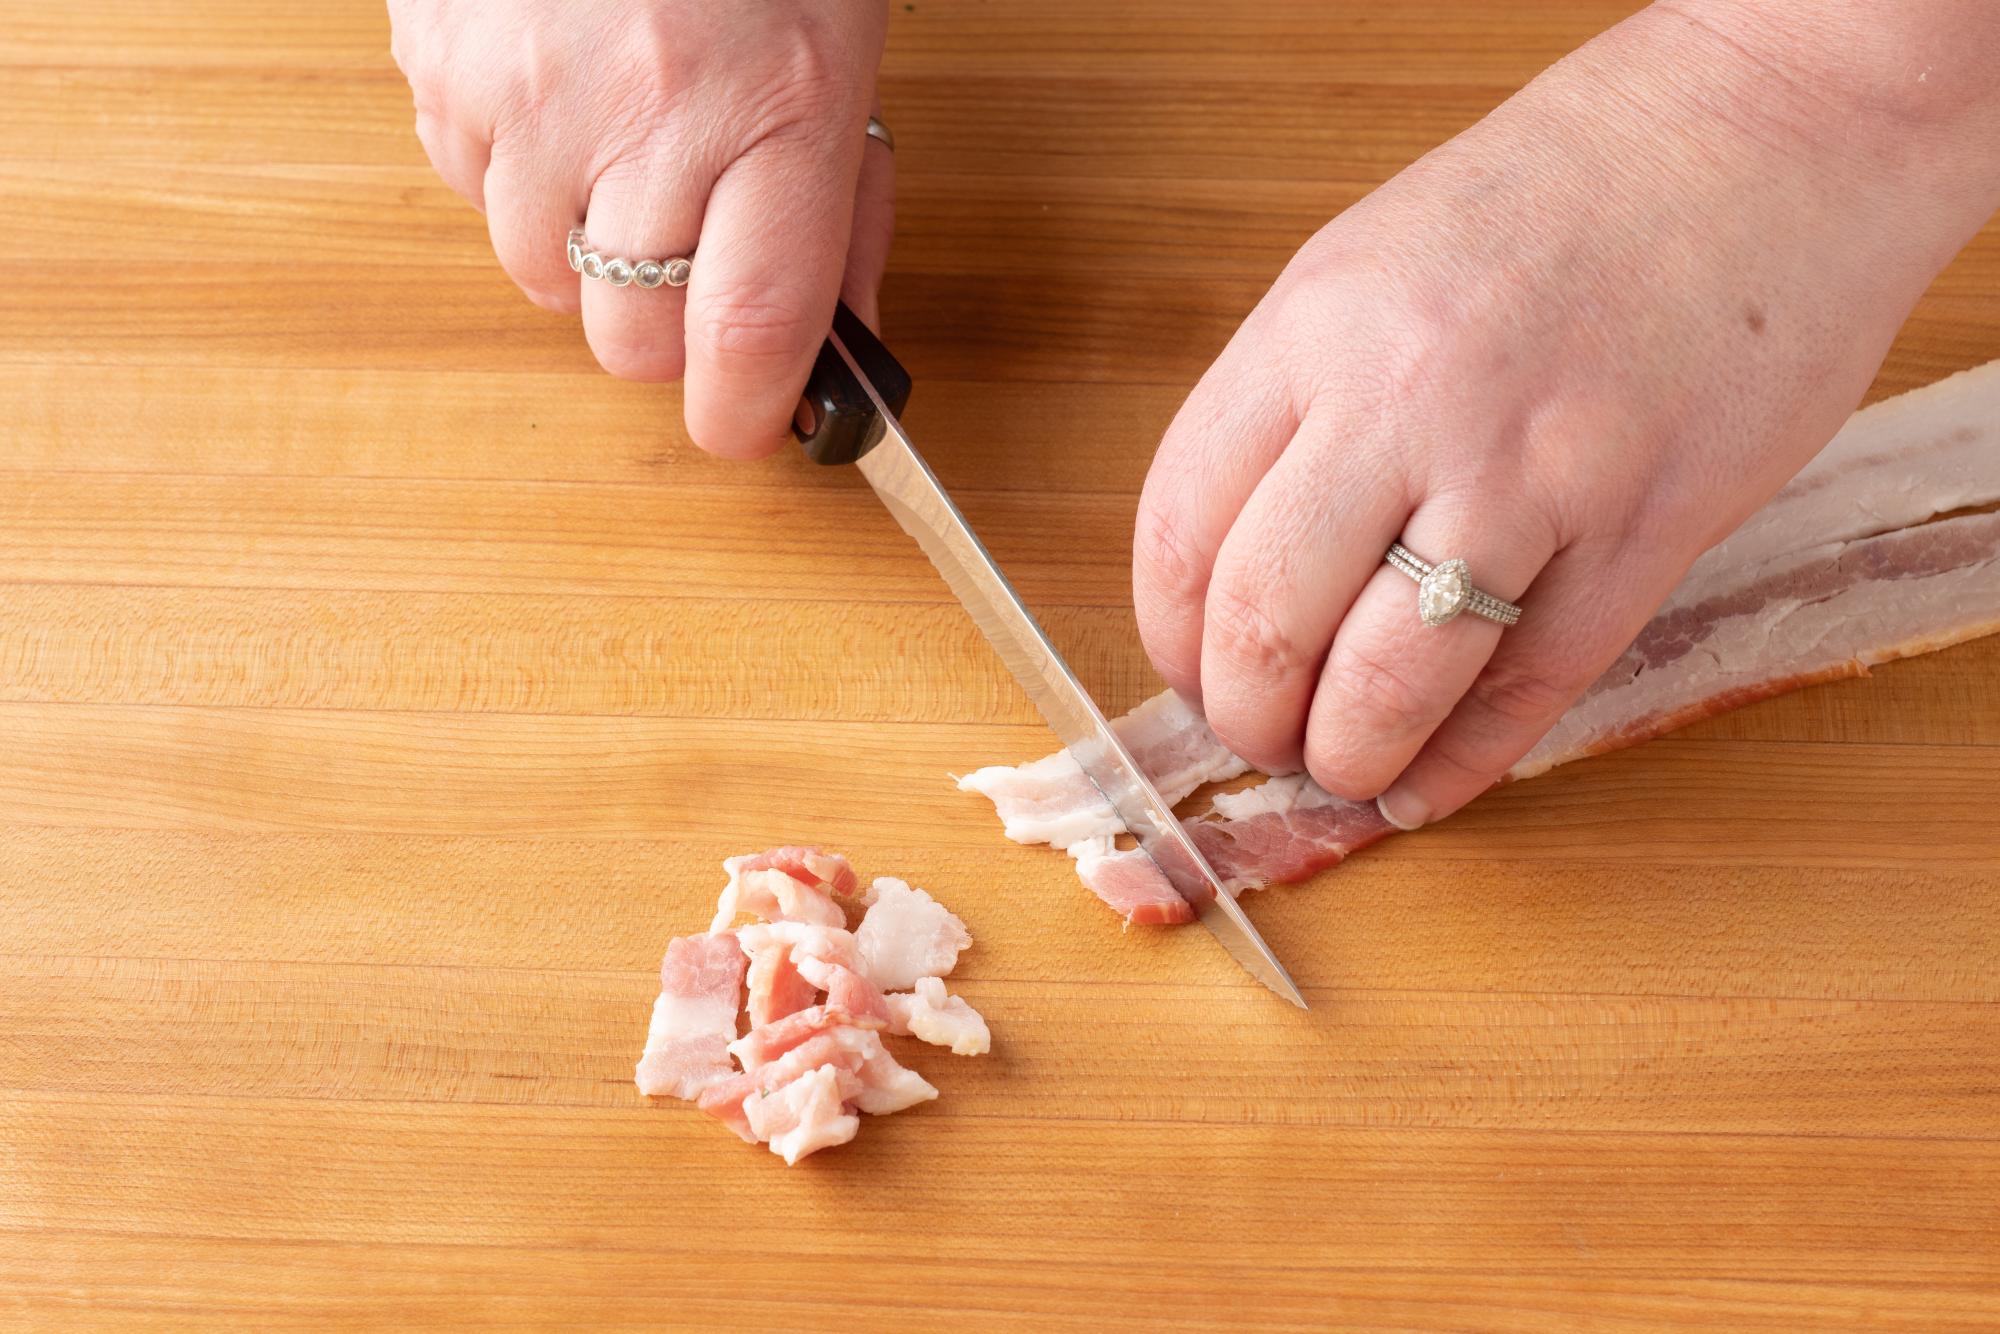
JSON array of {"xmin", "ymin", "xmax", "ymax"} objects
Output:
[
  {"xmin": 1133, "ymin": 2, "xmax": 2000, "ymax": 828},
  {"xmin": 389, "ymin": 0, "xmax": 893, "ymax": 458}
]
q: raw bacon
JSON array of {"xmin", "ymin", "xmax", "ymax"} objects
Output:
[
  {"xmin": 855, "ymin": 878, "xmax": 973, "ymax": 991},
  {"xmin": 884, "ymin": 977, "xmax": 992, "ymax": 1057},
  {"xmin": 633, "ymin": 931, "xmax": 747, "ymax": 1099},
  {"xmin": 955, "ymin": 691, "xmax": 1250, "ymax": 847},
  {"xmin": 639, "ymin": 849, "xmax": 984, "ymax": 1164},
  {"xmin": 745, "ymin": 1067, "xmax": 860, "ymax": 1166},
  {"xmin": 738, "ymin": 921, "xmax": 861, "ymax": 1028},
  {"xmin": 963, "ymin": 357, "xmax": 2000, "ymax": 920},
  {"xmin": 709, "ymin": 847, "xmax": 856, "ymax": 933}
]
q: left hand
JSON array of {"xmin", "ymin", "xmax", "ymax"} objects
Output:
[{"xmin": 1131, "ymin": 1, "xmax": 2000, "ymax": 828}]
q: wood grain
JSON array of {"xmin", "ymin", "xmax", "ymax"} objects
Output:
[{"xmin": 2, "ymin": 0, "xmax": 1997, "ymax": 1329}]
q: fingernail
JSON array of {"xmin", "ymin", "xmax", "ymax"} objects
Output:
[{"xmin": 1376, "ymin": 789, "xmax": 1429, "ymax": 832}]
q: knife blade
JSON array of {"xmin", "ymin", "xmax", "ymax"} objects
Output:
[{"xmin": 792, "ymin": 301, "xmax": 1306, "ymax": 1008}]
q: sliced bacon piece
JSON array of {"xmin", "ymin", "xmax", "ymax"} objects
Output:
[
  {"xmin": 955, "ymin": 691, "xmax": 1250, "ymax": 847},
  {"xmin": 796, "ymin": 958, "xmax": 894, "ymax": 1029},
  {"xmin": 709, "ymin": 858, "xmax": 848, "ymax": 934},
  {"xmin": 743, "ymin": 1066, "xmax": 861, "ymax": 1165},
  {"xmin": 962, "ymin": 357, "xmax": 2000, "ymax": 917},
  {"xmin": 742, "ymin": 940, "xmax": 818, "ymax": 1029},
  {"xmin": 737, "ymin": 922, "xmax": 865, "ymax": 1028},
  {"xmin": 1067, "ymin": 837, "xmax": 1192, "ymax": 926},
  {"xmin": 727, "ymin": 1001, "xmax": 887, "ymax": 1073},
  {"xmin": 634, "ymin": 931, "xmax": 747, "ymax": 1100},
  {"xmin": 697, "ymin": 1027, "xmax": 877, "ymax": 1141},
  {"xmin": 855, "ymin": 878, "xmax": 972, "ymax": 990},
  {"xmin": 884, "ymin": 977, "xmax": 992, "ymax": 1056},
  {"xmin": 705, "ymin": 1016, "xmax": 935, "ymax": 1139},
  {"xmin": 729, "ymin": 846, "xmax": 860, "ymax": 896}
]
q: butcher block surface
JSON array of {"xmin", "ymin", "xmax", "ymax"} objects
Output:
[{"xmin": 5, "ymin": 3, "xmax": 2000, "ymax": 1329}]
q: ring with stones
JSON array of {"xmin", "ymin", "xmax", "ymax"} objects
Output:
[
  {"xmin": 566, "ymin": 229, "xmax": 691, "ymax": 289},
  {"xmin": 1385, "ymin": 542, "xmax": 1523, "ymax": 628}
]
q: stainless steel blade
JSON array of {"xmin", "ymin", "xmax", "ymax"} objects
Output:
[{"xmin": 824, "ymin": 331, "xmax": 1306, "ymax": 1008}]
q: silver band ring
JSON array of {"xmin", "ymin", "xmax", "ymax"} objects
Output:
[
  {"xmin": 1385, "ymin": 542, "xmax": 1523, "ymax": 628},
  {"xmin": 567, "ymin": 229, "xmax": 690, "ymax": 289},
  {"xmin": 568, "ymin": 121, "xmax": 889, "ymax": 287}
]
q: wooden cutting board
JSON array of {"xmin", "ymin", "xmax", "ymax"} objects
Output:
[{"xmin": 4, "ymin": 3, "xmax": 1998, "ymax": 1329}]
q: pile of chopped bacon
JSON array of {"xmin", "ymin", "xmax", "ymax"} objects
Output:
[
  {"xmin": 636, "ymin": 847, "xmax": 988, "ymax": 1164},
  {"xmin": 962, "ymin": 357, "xmax": 2000, "ymax": 922}
]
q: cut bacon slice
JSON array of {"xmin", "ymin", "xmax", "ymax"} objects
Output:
[
  {"xmin": 804, "ymin": 960, "xmax": 895, "ymax": 1030},
  {"xmin": 1067, "ymin": 837, "xmax": 1192, "ymax": 926},
  {"xmin": 634, "ymin": 931, "xmax": 747, "ymax": 1099},
  {"xmin": 737, "ymin": 922, "xmax": 864, "ymax": 1029},
  {"xmin": 744, "ymin": 1066, "xmax": 861, "ymax": 1166},
  {"xmin": 709, "ymin": 847, "xmax": 855, "ymax": 933},
  {"xmin": 963, "ymin": 357, "xmax": 2000, "ymax": 919},
  {"xmin": 854, "ymin": 878, "xmax": 973, "ymax": 990},
  {"xmin": 728, "ymin": 1001, "xmax": 887, "ymax": 1073},
  {"xmin": 884, "ymin": 977, "xmax": 992, "ymax": 1056},
  {"xmin": 955, "ymin": 691, "xmax": 1250, "ymax": 847},
  {"xmin": 742, "ymin": 939, "xmax": 818, "ymax": 1029}
]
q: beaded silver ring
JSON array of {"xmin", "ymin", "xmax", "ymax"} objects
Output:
[{"xmin": 567, "ymin": 229, "xmax": 691, "ymax": 289}]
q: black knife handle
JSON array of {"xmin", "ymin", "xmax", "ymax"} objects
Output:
[{"xmin": 793, "ymin": 299, "xmax": 913, "ymax": 465}]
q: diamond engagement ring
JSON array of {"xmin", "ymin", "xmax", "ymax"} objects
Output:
[
  {"xmin": 567, "ymin": 229, "xmax": 691, "ymax": 289},
  {"xmin": 1385, "ymin": 542, "xmax": 1523, "ymax": 628}
]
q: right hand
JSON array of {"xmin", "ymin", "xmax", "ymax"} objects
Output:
[{"xmin": 389, "ymin": 0, "xmax": 894, "ymax": 458}]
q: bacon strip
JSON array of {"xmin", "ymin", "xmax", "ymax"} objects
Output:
[{"xmin": 964, "ymin": 358, "xmax": 2000, "ymax": 920}]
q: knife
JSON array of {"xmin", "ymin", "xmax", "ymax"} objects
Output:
[{"xmin": 791, "ymin": 300, "xmax": 1306, "ymax": 1008}]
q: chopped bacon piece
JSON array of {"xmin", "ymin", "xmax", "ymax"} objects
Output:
[
  {"xmin": 1068, "ymin": 837, "xmax": 1192, "ymax": 925},
  {"xmin": 728, "ymin": 1002, "xmax": 887, "ymax": 1073},
  {"xmin": 738, "ymin": 921, "xmax": 864, "ymax": 1028},
  {"xmin": 742, "ymin": 939, "xmax": 818, "ymax": 1028},
  {"xmin": 728, "ymin": 846, "xmax": 860, "ymax": 897},
  {"xmin": 855, "ymin": 878, "xmax": 972, "ymax": 990},
  {"xmin": 961, "ymin": 357, "xmax": 2000, "ymax": 918},
  {"xmin": 795, "ymin": 958, "xmax": 894, "ymax": 1029},
  {"xmin": 634, "ymin": 931, "xmax": 747, "ymax": 1099},
  {"xmin": 737, "ymin": 922, "xmax": 863, "ymax": 973},
  {"xmin": 955, "ymin": 691, "xmax": 1250, "ymax": 847},
  {"xmin": 885, "ymin": 977, "xmax": 991, "ymax": 1056},
  {"xmin": 744, "ymin": 1066, "xmax": 860, "ymax": 1165},
  {"xmin": 709, "ymin": 848, "xmax": 854, "ymax": 932},
  {"xmin": 697, "ymin": 1027, "xmax": 878, "ymax": 1141}
]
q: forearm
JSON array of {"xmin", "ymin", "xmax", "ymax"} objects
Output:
[{"xmin": 1655, "ymin": 0, "xmax": 2000, "ymax": 225}]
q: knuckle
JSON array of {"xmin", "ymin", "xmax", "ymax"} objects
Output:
[
  {"xmin": 1331, "ymin": 640, "xmax": 1448, "ymax": 736},
  {"xmin": 1467, "ymin": 661, "xmax": 1578, "ymax": 730},
  {"xmin": 1133, "ymin": 497, "xmax": 1209, "ymax": 613},
  {"xmin": 1204, "ymin": 584, "xmax": 1307, "ymax": 681},
  {"xmin": 691, "ymin": 287, "xmax": 821, "ymax": 369}
]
